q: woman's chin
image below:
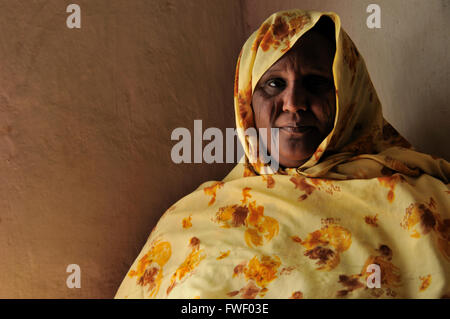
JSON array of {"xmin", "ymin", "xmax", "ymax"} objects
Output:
[{"xmin": 277, "ymin": 144, "xmax": 316, "ymax": 168}]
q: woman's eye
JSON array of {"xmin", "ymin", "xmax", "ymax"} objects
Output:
[
  {"xmin": 265, "ymin": 78, "xmax": 285, "ymax": 91},
  {"xmin": 305, "ymin": 76, "xmax": 333, "ymax": 93},
  {"xmin": 268, "ymin": 78, "xmax": 284, "ymax": 87}
]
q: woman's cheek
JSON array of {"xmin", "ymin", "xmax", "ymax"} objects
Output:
[
  {"xmin": 311, "ymin": 102, "xmax": 326, "ymax": 123},
  {"xmin": 256, "ymin": 99, "xmax": 275, "ymax": 129},
  {"xmin": 313, "ymin": 98, "xmax": 335, "ymax": 133},
  {"xmin": 251, "ymin": 95, "xmax": 263, "ymax": 128}
]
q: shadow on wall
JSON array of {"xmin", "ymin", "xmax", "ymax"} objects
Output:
[{"xmin": 388, "ymin": 1, "xmax": 449, "ymax": 159}]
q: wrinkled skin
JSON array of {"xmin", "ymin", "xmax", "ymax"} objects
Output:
[{"xmin": 252, "ymin": 28, "xmax": 336, "ymax": 168}]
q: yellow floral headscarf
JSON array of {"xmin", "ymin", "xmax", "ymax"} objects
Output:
[
  {"xmin": 232, "ymin": 9, "xmax": 449, "ymax": 181},
  {"xmin": 115, "ymin": 10, "xmax": 450, "ymax": 299}
]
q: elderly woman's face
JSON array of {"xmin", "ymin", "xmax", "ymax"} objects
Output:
[{"xmin": 252, "ymin": 29, "xmax": 336, "ymax": 168}]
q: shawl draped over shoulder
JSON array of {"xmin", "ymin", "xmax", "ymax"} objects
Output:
[{"xmin": 115, "ymin": 9, "xmax": 450, "ymax": 299}]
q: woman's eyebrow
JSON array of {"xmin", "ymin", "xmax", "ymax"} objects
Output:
[
  {"xmin": 259, "ymin": 69, "xmax": 286, "ymax": 82},
  {"xmin": 262, "ymin": 64, "xmax": 333, "ymax": 79},
  {"xmin": 302, "ymin": 66, "xmax": 333, "ymax": 79},
  {"xmin": 265, "ymin": 65, "xmax": 286, "ymax": 73}
]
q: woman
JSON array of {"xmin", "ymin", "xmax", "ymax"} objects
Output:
[{"xmin": 115, "ymin": 9, "xmax": 449, "ymax": 299}]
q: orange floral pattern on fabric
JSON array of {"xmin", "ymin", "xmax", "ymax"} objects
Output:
[
  {"xmin": 166, "ymin": 237, "xmax": 206, "ymax": 296},
  {"xmin": 337, "ymin": 244, "xmax": 401, "ymax": 297},
  {"xmin": 128, "ymin": 240, "xmax": 172, "ymax": 297},
  {"xmin": 182, "ymin": 215, "xmax": 192, "ymax": 229},
  {"xmin": 213, "ymin": 188, "xmax": 279, "ymax": 248},
  {"xmin": 229, "ymin": 255, "xmax": 282, "ymax": 298},
  {"xmin": 204, "ymin": 182, "xmax": 224, "ymax": 206},
  {"xmin": 295, "ymin": 223, "xmax": 352, "ymax": 271},
  {"xmin": 419, "ymin": 274, "xmax": 432, "ymax": 292},
  {"xmin": 377, "ymin": 174, "xmax": 405, "ymax": 203},
  {"xmin": 401, "ymin": 197, "xmax": 450, "ymax": 260}
]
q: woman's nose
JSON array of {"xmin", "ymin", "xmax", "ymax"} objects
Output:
[{"xmin": 282, "ymin": 82, "xmax": 308, "ymax": 113}]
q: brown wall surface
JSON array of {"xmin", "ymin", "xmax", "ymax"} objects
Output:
[
  {"xmin": 0, "ymin": 0, "xmax": 245, "ymax": 298},
  {"xmin": 0, "ymin": 0, "xmax": 448, "ymax": 298}
]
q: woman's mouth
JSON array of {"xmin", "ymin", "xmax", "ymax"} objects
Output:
[{"xmin": 280, "ymin": 126, "xmax": 313, "ymax": 134}]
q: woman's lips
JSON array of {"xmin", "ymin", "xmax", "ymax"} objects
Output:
[{"xmin": 279, "ymin": 126, "xmax": 313, "ymax": 134}]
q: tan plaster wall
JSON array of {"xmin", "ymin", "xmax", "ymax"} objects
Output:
[{"xmin": 0, "ymin": 0, "xmax": 245, "ymax": 298}]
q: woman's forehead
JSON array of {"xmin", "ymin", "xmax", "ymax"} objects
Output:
[{"xmin": 265, "ymin": 33, "xmax": 334, "ymax": 76}]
